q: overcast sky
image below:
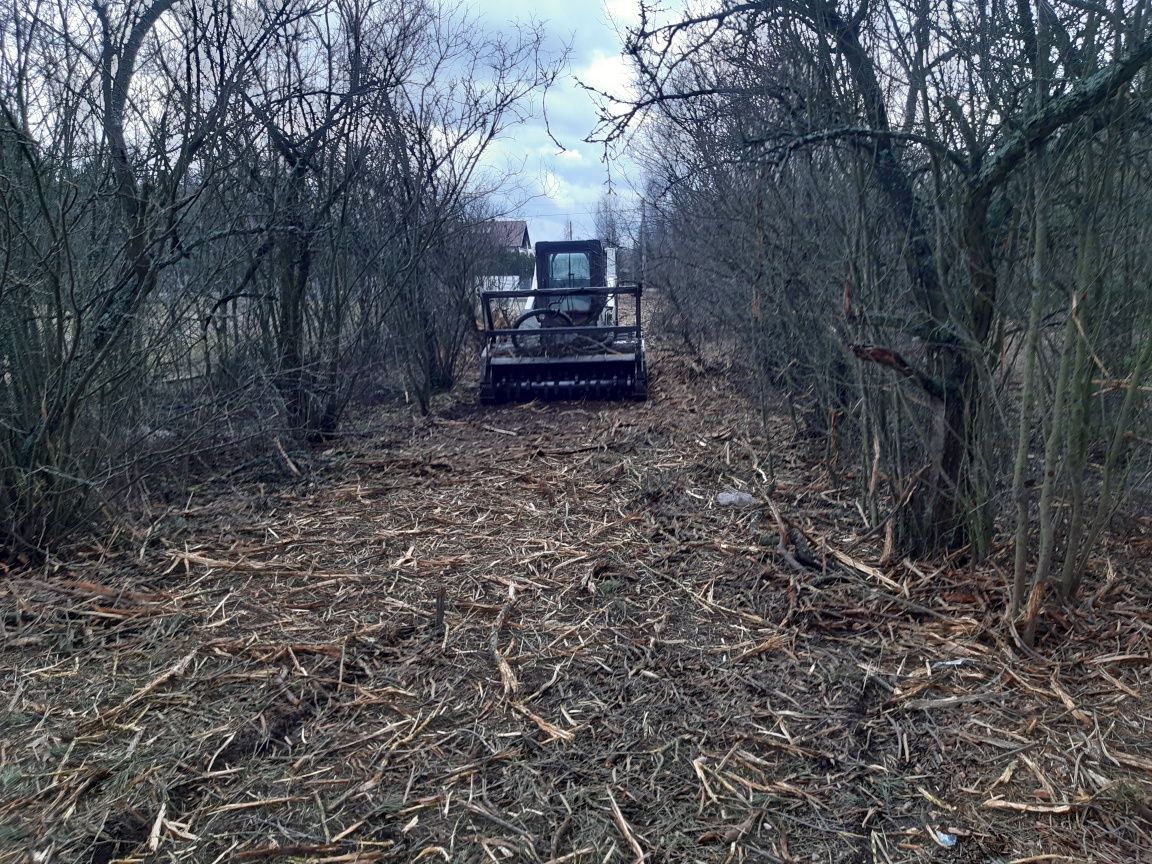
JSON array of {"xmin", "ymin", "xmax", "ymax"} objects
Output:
[{"xmin": 463, "ymin": 0, "xmax": 643, "ymax": 245}]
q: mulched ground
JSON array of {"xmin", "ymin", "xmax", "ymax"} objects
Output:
[{"xmin": 2, "ymin": 343, "xmax": 1151, "ymax": 864}]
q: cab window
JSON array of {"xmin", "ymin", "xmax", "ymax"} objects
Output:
[{"xmin": 548, "ymin": 252, "xmax": 590, "ymax": 288}]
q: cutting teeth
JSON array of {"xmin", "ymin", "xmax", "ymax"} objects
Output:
[{"xmin": 482, "ymin": 373, "xmax": 647, "ymax": 403}]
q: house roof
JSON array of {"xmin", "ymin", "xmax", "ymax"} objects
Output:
[{"xmin": 479, "ymin": 220, "xmax": 531, "ymax": 249}]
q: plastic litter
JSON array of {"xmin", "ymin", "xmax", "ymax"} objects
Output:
[
  {"xmin": 716, "ymin": 490, "xmax": 760, "ymax": 507},
  {"xmin": 926, "ymin": 825, "xmax": 958, "ymax": 848}
]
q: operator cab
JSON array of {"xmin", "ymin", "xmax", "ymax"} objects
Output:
[{"xmin": 532, "ymin": 240, "xmax": 609, "ymax": 325}]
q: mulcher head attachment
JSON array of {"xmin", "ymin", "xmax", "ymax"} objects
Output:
[{"xmin": 479, "ymin": 239, "xmax": 648, "ymax": 405}]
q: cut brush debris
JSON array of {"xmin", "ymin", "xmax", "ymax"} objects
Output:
[{"xmin": 1, "ymin": 344, "xmax": 1150, "ymax": 864}]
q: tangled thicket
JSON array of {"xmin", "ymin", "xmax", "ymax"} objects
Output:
[
  {"xmin": 622, "ymin": 0, "xmax": 1152, "ymax": 624},
  {"xmin": 0, "ymin": 0, "xmax": 558, "ymax": 554}
]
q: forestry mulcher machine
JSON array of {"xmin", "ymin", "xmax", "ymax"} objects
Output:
[{"xmin": 479, "ymin": 239, "xmax": 647, "ymax": 403}]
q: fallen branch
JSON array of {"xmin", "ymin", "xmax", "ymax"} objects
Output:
[
  {"xmin": 982, "ymin": 798, "xmax": 1078, "ymax": 814},
  {"xmin": 766, "ymin": 499, "xmax": 807, "ymax": 572},
  {"xmin": 490, "ymin": 596, "xmax": 519, "ymax": 697},
  {"xmin": 607, "ymin": 788, "xmax": 646, "ymax": 863},
  {"xmin": 85, "ymin": 651, "xmax": 196, "ymax": 728}
]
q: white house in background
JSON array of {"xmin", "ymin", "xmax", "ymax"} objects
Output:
[
  {"xmin": 478, "ymin": 219, "xmax": 533, "ymax": 292},
  {"xmin": 475, "ymin": 221, "xmax": 534, "ymax": 328}
]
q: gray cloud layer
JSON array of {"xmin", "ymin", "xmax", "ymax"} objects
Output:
[{"xmin": 464, "ymin": 0, "xmax": 641, "ymax": 244}]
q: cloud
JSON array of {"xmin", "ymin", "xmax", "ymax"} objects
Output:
[
  {"xmin": 541, "ymin": 170, "xmax": 576, "ymax": 209},
  {"xmin": 602, "ymin": 0, "xmax": 641, "ymax": 28},
  {"xmin": 576, "ymin": 49, "xmax": 635, "ymax": 102},
  {"xmin": 460, "ymin": 0, "xmax": 647, "ymax": 243}
]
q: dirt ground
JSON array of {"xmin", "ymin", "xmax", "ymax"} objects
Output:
[{"xmin": 2, "ymin": 343, "xmax": 1151, "ymax": 864}]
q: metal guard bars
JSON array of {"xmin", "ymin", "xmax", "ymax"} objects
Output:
[{"xmin": 479, "ymin": 282, "xmax": 647, "ymax": 403}]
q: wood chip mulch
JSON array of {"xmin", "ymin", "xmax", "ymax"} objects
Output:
[{"xmin": 2, "ymin": 344, "xmax": 1150, "ymax": 864}]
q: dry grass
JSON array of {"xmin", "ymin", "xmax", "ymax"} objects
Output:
[{"xmin": 2, "ymin": 343, "xmax": 1151, "ymax": 864}]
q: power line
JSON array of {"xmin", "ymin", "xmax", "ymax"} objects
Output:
[{"xmin": 509, "ymin": 204, "xmax": 647, "ymax": 219}]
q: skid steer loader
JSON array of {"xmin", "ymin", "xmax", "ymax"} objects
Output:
[{"xmin": 479, "ymin": 239, "xmax": 647, "ymax": 403}]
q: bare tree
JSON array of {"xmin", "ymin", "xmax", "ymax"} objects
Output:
[
  {"xmin": 604, "ymin": 0, "xmax": 1152, "ymax": 615},
  {"xmin": 0, "ymin": 0, "xmax": 562, "ymax": 555},
  {"xmin": 594, "ymin": 190, "xmax": 622, "ymax": 247}
]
